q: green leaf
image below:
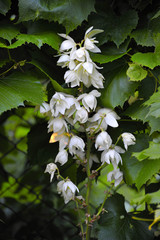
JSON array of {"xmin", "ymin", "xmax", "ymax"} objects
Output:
[
  {"xmin": 131, "ymin": 33, "xmax": 160, "ymax": 69},
  {"xmin": 131, "ymin": 52, "xmax": 160, "ymax": 70},
  {"xmin": 18, "ymin": 0, "xmax": 95, "ymax": 33},
  {"xmin": 0, "ymin": 72, "xmax": 44, "ymax": 114},
  {"xmin": 91, "ymin": 52, "xmax": 127, "ymax": 64},
  {"xmin": 131, "ymin": 28, "xmax": 155, "ymax": 47},
  {"xmin": 97, "ymin": 194, "xmax": 153, "ymax": 240},
  {"xmin": 127, "ymin": 63, "xmax": 148, "ymax": 81},
  {"xmin": 122, "ymin": 134, "xmax": 160, "ymax": 190},
  {"xmin": 0, "ymin": 0, "xmax": 11, "ymax": 15},
  {"xmin": 132, "ymin": 190, "xmax": 160, "ymax": 205},
  {"xmin": 144, "ymin": 86, "xmax": 160, "ymax": 118},
  {"xmin": 133, "ymin": 142, "xmax": 160, "ymax": 161},
  {"xmin": 152, "ymin": 10, "xmax": 160, "ymax": 20},
  {"xmin": 0, "ymin": 32, "xmax": 61, "ymax": 50},
  {"xmin": 89, "ymin": 9, "xmax": 138, "ymax": 47},
  {"xmin": 100, "ymin": 64, "xmax": 139, "ymax": 108},
  {"xmin": 0, "ymin": 22, "xmax": 20, "ymax": 44}
]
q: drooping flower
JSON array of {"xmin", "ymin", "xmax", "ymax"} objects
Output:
[
  {"xmin": 55, "ymin": 150, "xmax": 68, "ymax": 165},
  {"xmin": 84, "ymin": 26, "xmax": 104, "ymax": 53},
  {"xmin": 89, "ymin": 108, "xmax": 120, "ymax": 130},
  {"xmin": 59, "ymin": 133, "xmax": 70, "ymax": 151},
  {"xmin": 121, "ymin": 132, "xmax": 136, "ymax": 150},
  {"xmin": 44, "ymin": 163, "xmax": 58, "ymax": 182},
  {"xmin": 74, "ymin": 107, "xmax": 88, "ymax": 124},
  {"xmin": 69, "ymin": 135, "xmax": 85, "ymax": 155},
  {"xmin": 58, "ymin": 33, "xmax": 76, "ymax": 52},
  {"xmin": 101, "ymin": 149, "xmax": 122, "ymax": 166},
  {"xmin": 107, "ymin": 167, "xmax": 123, "ymax": 187},
  {"xmin": 95, "ymin": 131, "xmax": 112, "ymax": 151},
  {"xmin": 57, "ymin": 180, "xmax": 79, "ymax": 204},
  {"xmin": 48, "ymin": 116, "xmax": 68, "ymax": 134},
  {"xmin": 40, "ymin": 102, "xmax": 51, "ymax": 116},
  {"xmin": 77, "ymin": 90, "xmax": 101, "ymax": 112}
]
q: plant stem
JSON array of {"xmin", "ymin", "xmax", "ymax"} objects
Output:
[{"xmin": 85, "ymin": 133, "xmax": 92, "ymax": 240}]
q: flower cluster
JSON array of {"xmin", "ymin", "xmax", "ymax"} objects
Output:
[
  {"xmin": 41, "ymin": 27, "xmax": 136, "ymax": 204},
  {"xmin": 57, "ymin": 26, "xmax": 104, "ymax": 89}
]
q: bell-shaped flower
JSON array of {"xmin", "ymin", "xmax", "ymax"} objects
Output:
[
  {"xmin": 74, "ymin": 107, "xmax": 88, "ymax": 124},
  {"xmin": 121, "ymin": 132, "xmax": 136, "ymax": 150},
  {"xmin": 101, "ymin": 149, "xmax": 122, "ymax": 166},
  {"xmin": 59, "ymin": 33, "xmax": 76, "ymax": 52},
  {"xmin": 48, "ymin": 116, "xmax": 68, "ymax": 134},
  {"xmin": 69, "ymin": 135, "xmax": 85, "ymax": 155},
  {"xmin": 84, "ymin": 26, "xmax": 103, "ymax": 53},
  {"xmin": 57, "ymin": 54, "xmax": 70, "ymax": 68},
  {"xmin": 107, "ymin": 167, "xmax": 123, "ymax": 187},
  {"xmin": 55, "ymin": 150, "xmax": 68, "ymax": 165},
  {"xmin": 95, "ymin": 131, "xmax": 112, "ymax": 151},
  {"xmin": 89, "ymin": 108, "xmax": 120, "ymax": 130},
  {"xmin": 40, "ymin": 102, "xmax": 51, "ymax": 116},
  {"xmin": 57, "ymin": 180, "xmax": 79, "ymax": 204},
  {"xmin": 77, "ymin": 90, "xmax": 101, "ymax": 112},
  {"xmin": 44, "ymin": 163, "xmax": 58, "ymax": 182},
  {"xmin": 64, "ymin": 70, "xmax": 81, "ymax": 88}
]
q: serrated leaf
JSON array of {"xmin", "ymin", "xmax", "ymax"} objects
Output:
[
  {"xmin": 0, "ymin": 72, "xmax": 44, "ymax": 114},
  {"xmin": 127, "ymin": 63, "xmax": 148, "ymax": 81},
  {"xmin": 91, "ymin": 52, "xmax": 127, "ymax": 64},
  {"xmin": 131, "ymin": 28, "xmax": 155, "ymax": 47},
  {"xmin": 0, "ymin": 32, "xmax": 61, "ymax": 50},
  {"xmin": 122, "ymin": 134, "xmax": 160, "ymax": 190},
  {"xmin": 0, "ymin": 0, "xmax": 11, "ymax": 15},
  {"xmin": 100, "ymin": 65, "xmax": 139, "ymax": 108},
  {"xmin": 0, "ymin": 22, "xmax": 20, "ymax": 44},
  {"xmin": 131, "ymin": 52, "xmax": 160, "ymax": 69},
  {"xmin": 144, "ymin": 86, "xmax": 160, "ymax": 118},
  {"xmin": 97, "ymin": 194, "xmax": 153, "ymax": 240},
  {"xmin": 133, "ymin": 142, "xmax": 160, "ymax": 161},
  {"xmin": 18, "ymin": 0, "xmax": 95, "ymax": 33},
  {"xmin": 89, "ymin": 9, "xmax": 138, "ymax": 47},
  {"xmin": 131, "ymin": 33, "xmax": 160, "ymax": 69}
]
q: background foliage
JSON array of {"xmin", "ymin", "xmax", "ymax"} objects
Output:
[{"xmin": 0, "ymin": 0, "xmax": 160, "ymax": 239}]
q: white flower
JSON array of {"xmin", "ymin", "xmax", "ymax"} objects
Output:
[
  {"xmin": 40, "ymin": 102, "xmax": 51, "ymax": 115},
  {"xmin": 44, "ymin": 163, "xmax": 58, "ymax": 182},
  {"xmin": 70, "ymin": 47, "xmax": 87, "ymax": 62},
  {"xmin": 101, "ymin": 149, "xmax": 122, "ymax": 166},
  {"xmin": 84, "ymin": 26, "xmax": 103, "ymax": 53},
  {"xmin": 64, "ymin": 70, "xmax": 81, "ymax": 87},
  {"xmin": 74, "ymin": 107, "xmax": 88, "ymax": 124},
  {"xmin": 74, "ymin": 62, "xmax": 104, "ymax": 89},
  {"xmin": 95, "ymin": 131, "xmax": 112, "ymax": 151},
  {"xmin": 55, "ymin": 150, "xmax": 68, "ymax": 165},
  {"xmin": 48, "ymin": 117, "xmax": 68, "ymax": 134},
  {"xmin": 89, "ymin": 154, "xmax": 99, "ymax": 168},
  {"xmin": 50, "ymin": 92, "xmax": 76, "ymax": 117},
  {"xmin": 59, "ymin": 33, "xmax": 76, "ymax": 52},
  {"xmin": 121, "ymin": 132, "xmax": 136, "ymax": 150},
  {"xmin": 107, "ymin": 168, "xmax": 123, "ymax": 187},
  {"xmin": 89, "ymin": 108, "xmax": 120, "ymax": 130},
  {"xmin": 57, "ymin": 180, "xmax": 79, "ymax": 204},
  {"xmin": 77, "ymin": 90, "xmax": 101, "ymax": 112},
  {"xmin": 69, "ymin": 135, "xmax": 85, "ymax": 155}
]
